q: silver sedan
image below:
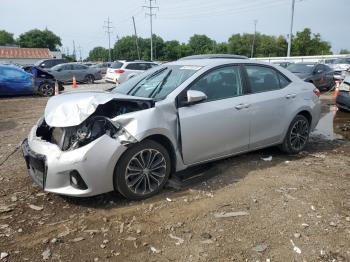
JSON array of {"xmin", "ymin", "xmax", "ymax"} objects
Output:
[{"xmin": 22, "ymin": 58, "xmax": 321, "ymax": 200}]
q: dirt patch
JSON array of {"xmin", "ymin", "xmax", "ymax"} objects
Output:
[{"xmin": 0, "ymin": 93, "xmax": 349, "ymax": 261}]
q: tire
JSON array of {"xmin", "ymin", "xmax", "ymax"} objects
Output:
[
  {"xmin": 280, "ymin": 115, "xmax": 310, "ymax": 154},
  {"xmin": 114, "ymin": 140, "xmax": 171, "ymax": 200},
  {"xmin": 38, "ymin": 82, "xmax": 55, "ymax": 97},
  {"xmin": 84, "ymin": 74, "xmax": 94, "ymax": 84}
]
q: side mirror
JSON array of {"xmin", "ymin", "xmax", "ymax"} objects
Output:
[{"xmin": 186, "ymin": 90, "xmax": 207, "ymax": 105}]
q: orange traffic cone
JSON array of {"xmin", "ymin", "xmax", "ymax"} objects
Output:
[
  {"xmin": 54, "ymin": 80, "xmax": 59, "ymax": 96},
  {"xmin": 333, "ymin": 80, "xmax": 340, "ymax": 97},
  {"xmin": 72, "ymin": 75, "xmax": 78, "ymax": 88}
]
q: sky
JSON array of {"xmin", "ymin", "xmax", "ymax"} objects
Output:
[{"xmin": 1, "ymin": 0, "xmax": 349, "ymax": 58}]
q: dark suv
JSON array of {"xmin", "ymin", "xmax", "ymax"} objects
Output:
[{"xmin": 35, "ymin": 59, "xmax": 67, "ymax": 69}]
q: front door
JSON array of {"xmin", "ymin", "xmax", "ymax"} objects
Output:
[{"xmin": 178, "ymin": 65, "xmax": 250, "ymax": 165}]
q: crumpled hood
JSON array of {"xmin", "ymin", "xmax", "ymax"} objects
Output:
[{"xmin": 44, "ymin": 91, "xmax": 152, "ymax": 127}]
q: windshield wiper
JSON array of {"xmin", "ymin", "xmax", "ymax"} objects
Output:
[
  {"xmin": 127, "ymin": 67, "xmax": 168, "ymax": 96},
  {"xmin": 149, "ymin": 70, "xmax": 172, "ymax": 98}
]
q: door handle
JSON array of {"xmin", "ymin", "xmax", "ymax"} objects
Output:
[
  {"xmin": 235, "ymin": 104, "xmax": 250, "ymax": 110},
  {"xmin": 235, "ymin": 104, "xmax": 245, "ymax": 110},
  {"xmin": 285, "ymin": 94, "xmax": 296, "ymax": 99}
]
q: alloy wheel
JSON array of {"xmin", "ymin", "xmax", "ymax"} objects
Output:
[
  {"xmin": 40, "ymin": 84, "xmax": 54, "ymax": 96},
  {"xmin": 125, "ymin": 149, "xmax": 167, "ymax": 195},
  {"xmin": 290, "ymin": 119, "xmax": 309, "ymax": 151}
]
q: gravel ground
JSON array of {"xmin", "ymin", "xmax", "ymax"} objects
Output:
[{"xmin": 0, "ymin": 91, "xmax": 349, "ymax": 261}]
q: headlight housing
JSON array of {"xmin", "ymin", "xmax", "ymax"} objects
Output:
[{"xmin": 36, "ymin": 116, "xmax": 137, "ymax": 151}]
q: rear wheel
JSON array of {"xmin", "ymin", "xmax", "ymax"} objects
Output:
[
  {"xmin": 114, "ymin": 140, "xmax": 171, "ymax": 200},
  {"xmin": 84, "ymin": 74, "xmax": 94, "ymax": 84},
  {"xmin": 280, "ymin": 115, "xmax": 310, "ymax": 154},
  {"xmin": 38, "ymin": 82, "xmax": 54, "ymax": 97}
]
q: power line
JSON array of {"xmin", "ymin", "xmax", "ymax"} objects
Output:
[
  {"xmin": 103, "ymin": 17, "xmax": 113, "ymax": 62},
  {"xmin": 143, "ymin": 0, "xmax": 159, "ymax": 61}
]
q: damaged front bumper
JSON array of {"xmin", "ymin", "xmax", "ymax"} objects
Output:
[{"xmin": 22, "ymin": 124, "xmax": 128, "ymax": 197}]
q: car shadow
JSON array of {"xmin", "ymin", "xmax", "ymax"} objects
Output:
[{"xmin": 61, "ymin": 134, "xmax": 345, "ymax": 209}]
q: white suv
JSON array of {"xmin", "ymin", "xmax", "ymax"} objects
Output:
[{"xmin": 105, "ymin": 61, "xmax": 158, "ymax": 84}]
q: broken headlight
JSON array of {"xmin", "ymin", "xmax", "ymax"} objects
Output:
[{"xmin": 61, "ymin": 116, "xmax": 136, "ymax": 151}]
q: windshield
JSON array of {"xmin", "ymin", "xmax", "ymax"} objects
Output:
[
  {"xmin": 334, "ymin": 58, "xmax": 350, "ymax": 64},
  {"xmin": 112, "ymin": 65, "xmax": 201, "ymax": 100},
  {"xmin": 287, "ymin": 64, "xmax": 314, "ymax": 74},
  {"xmin": 34, "ymin": 60, "xmax": 45, "ymax": 66}
]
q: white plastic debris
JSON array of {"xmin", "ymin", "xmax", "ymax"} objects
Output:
[
  {"xmin": 28, "ymin": 204, "xmax": 43, "ymax": 211},
  {"xmin": 42, "ymin": 248, "xmax": 52, "ymax": 260},
  {"xmin": 261, "ymin": 156, "xmax": 273, "ymax": 161},
  {"xmin": 166, "ymin": 198, "xmax": 172, "ymax": 202},
  {"xmin": 169, "ymin": 233, "xmax": 184, "ymax": 245},
  {"xmin": 214, "ymin": 211, "xmax": 249, "ymax": 218},
  {"xmin": 0, "ymin": 252, "xmax": 9, "ymax": 260},
  {"xmin": 290, "ymin": 239, "xmax": 301, "ymax": 254},
  {"xmin": 150, "ymin": 246, "xmax": 161, "ymax": 254},
  {"xmin": 311, "ymin": 205, "xmax": 316, "ymax": 211}
]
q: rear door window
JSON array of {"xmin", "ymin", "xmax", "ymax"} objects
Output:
[{"xmin": 245, "ymin": 65, "xmax": 281, "ymax": 93}]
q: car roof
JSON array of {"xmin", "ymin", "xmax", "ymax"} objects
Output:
[
  {"xmin": 166, "ymin": 58, "xmax": 276, "ymax": 68},
  {"xmin": 179, "ymin": 54, "xmax": 248, "ymax": 60}
]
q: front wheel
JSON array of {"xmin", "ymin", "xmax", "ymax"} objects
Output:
[
  {"xmin": 84, "ymin": 74, "xmax": 94, "ymax": 84},
  {"xmin": 114, "ymin": 140, "xmax": 171, "ymax": 200},
  {"xmin": 280, "ymin": 115, "xmax": 310, "ymax": 154},
  {"xmin": 38, "ymin": 82, "xmax": 55, "ymax": 97}
]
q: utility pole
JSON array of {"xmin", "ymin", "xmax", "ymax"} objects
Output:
[
  {"xmin": 251, "ymin": 20, "xmax": 258, "ymax": 58},
  {"xmin": 103, "ymin": 17, "xmax": 113, "ymax": 62},
  {"xmin": 78, "ymin": 45, "xmax": 82, "ymax": 62},
  {"xmin": 287, "ymin": 0, "xmax": 296, "ymax": 57},
  {"xmin": 132, "ymin": 16, "xmax": 141, "ymax": 60},
  {"xmin": 143, "ymin": 0, "xmax": 159, "ymax": 61},
  {"xmin": 72, "ymin": 40, "xmax": 76, "ymax": 60}
]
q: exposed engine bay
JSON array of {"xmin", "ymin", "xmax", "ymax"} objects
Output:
[{"xmin": 37, "ymin": 99, "xmax": 154, "ymax": 151}]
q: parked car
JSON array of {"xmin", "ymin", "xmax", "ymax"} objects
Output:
[
  {"xmin": 47, "ymin": 63, "xmax": 102, "ymax": 83},
  {"xmin": 272, "ymin": 61, "xmax": 293, "ymax": 68},
  {"xmin": 286, "ymin": 63, "xmax": 335, "ymax": 91},
  {"xmin": 91, "ymin": 62, "xmax": 112, "ymax": 75},
  {"xmin": 31, "ymin": 67, "xmax": 64, "ymax": 96},
  {"xmin": 0, "ymin": 65, "xmax": 62, "ymax": 96},
  {"xmin": 34, "ymin": 59, "xmax": 67, "ymax": 69},
  {"xmin": 0, "ymin": 64, "xmax": 34, "ymax": 96},
  {"xmin": 336, "ymin": 76, "xmax": 350, "ymax": 112},
  {"xmin": 105, "ymin": 61, "xmax": 158, "ymax": 84},
  {"xmin": 330, "ymin": 57, "xmax": 350, "ymax": 80},
  {"xmin": 22, "ymin": 57, "xmax": 321, "ymax": 199}
]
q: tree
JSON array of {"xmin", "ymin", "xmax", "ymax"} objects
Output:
[
  {"xmin": 292, "ymin": 28, "xmax": 332, "ymax": 56},
  {"xmin": 87, "ymin": 47, "xmax": 109, "ymax": 61},
  {"xmin": 18, "ymin": 29, "xmax": 62, "ymax": 51},
  {"xmin": 340, "ymin": 49, "xmax": 350, "ymax": 54},
  {"xmin": 0, "ymin": 30, "xmax": 16, "ymax": 46},
  {"xmin": 162, "ymin": 40, "xmax": 181, "ymax": 61},
  {"xmin": 188, "ymin": 34, "xmax": 215, "ymax": 55}
]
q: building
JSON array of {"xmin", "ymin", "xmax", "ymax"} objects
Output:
[{"xmin": 0, "ymin": 47, "xmax": 62, "ymax": 65}]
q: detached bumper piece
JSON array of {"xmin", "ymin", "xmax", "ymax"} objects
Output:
[{"xmin": 22, "ymin": 139, "xmax": 47, "ymax": 188}]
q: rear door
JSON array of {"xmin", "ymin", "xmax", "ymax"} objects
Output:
[
  {"xmin": 243, "ymin": 64, "xmax": 294, "ymax": 149},
  {"xmin": 178, "ymin": 65, "xmax": 250, "ymax": 165},
  {"xmin": 72, "ymin": 64, "xmax": 88, "ymax": 81}
]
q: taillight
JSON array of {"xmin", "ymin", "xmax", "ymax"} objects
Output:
[
  {"xmin": 313, "ymin": 88, "xmax": 320, "ymax": 97},
  {"xmin": 115, "ymin": 69, "xmax": 125, "ymax": 74}
]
